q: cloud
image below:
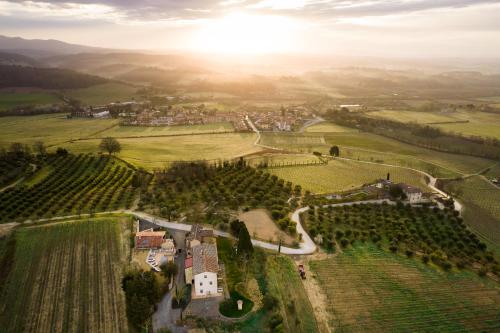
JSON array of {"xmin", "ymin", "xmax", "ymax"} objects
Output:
[{"xmin": 3, "ymin": 0, "xmax": 499, "ymax": 22}]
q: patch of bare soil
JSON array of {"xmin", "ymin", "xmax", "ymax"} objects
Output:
[
  {"xmin": 238, "ymin": 209, "xmax": 295, "ymax": 245},
  {"xmin": 298, "ymin": 253, "xmax": 335, "ymax": 333},
  {"xmin": 0, "ymin": 222, "xmax": 18, "ymax": 237}
]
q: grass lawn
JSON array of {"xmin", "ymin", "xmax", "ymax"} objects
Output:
[
  {"xmin": 310, "ymin": 244, "xmax": 500, "ymax": 333},
  {"xmin": 0, "ymin": 114, "xmax": 119, "ymax": 147},
  {"xmin": 0, "ymin": 218, "xmax": 130, "ymax": 333},
  {"xmin": 62, "ymin": 133, "xmax": 261, "ymax": 169},
  {"xmin": 23, "ymin": 164, "xmax": 53, "ymax": 187},
  {"xmin": 0, "ymin": 92, "xmax": 60, "ymax": 111},
  {"xmin": 92, "ymin": 122, "xmax": 234, "ymax": 138},
  {"xmin": 268, "ymin": 159, "xmax": 430, "ymax": 194},
  {"xmin": 64, "ymin": 82, "xmax": 139, "ymax": 105},
  {"xmin": 266, "ymin": 255, "xmax": 319, "ymax": 333}
]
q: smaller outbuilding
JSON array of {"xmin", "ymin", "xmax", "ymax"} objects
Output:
[{"xmin": 135, "ymin": 229, "xmax": 167, "ymax": 249}]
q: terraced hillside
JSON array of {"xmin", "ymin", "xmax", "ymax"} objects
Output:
[
  {"xmin": 0, "ymin": 154, "xmax": 137, "ymax": 222},
  {"xmin": 0, "ymin": 218, "xmax": 129, "ymax": 333}
]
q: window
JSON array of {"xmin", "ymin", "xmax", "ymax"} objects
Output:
[
  {"xmin": 204, "ymin": 275, "xmax": 207, "ymax": 278},
  {"xmin": 200, "ymin": 282, "xmax": 203, "ymax": 286},
  {"xmin": 209, "ymin": 281, "xmax": 213, "ymax": 285},
  {"xmin": 200, "ymin": 289, "xmax": 203, "ymax": 293}
]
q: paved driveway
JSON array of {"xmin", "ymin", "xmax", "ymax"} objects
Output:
[{"xmin": 152, "ymin": 229, "xmax": 188, "ymax": 333}]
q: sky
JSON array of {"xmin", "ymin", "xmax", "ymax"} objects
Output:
[{"xmin": 1, "ymin": 0, "xmax": 500, "ymax": 58}]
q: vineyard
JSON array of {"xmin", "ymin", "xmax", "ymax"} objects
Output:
[
  {"xmin": 443, "ymin": 176, "xmax": 500, "ymax": 245},
  {"xmin": 0, "ymin": 218, "xmax": 129, "ymax": 333},
  {"xmin": 302, "ymin": 203, "xmax": 498, "ymax": 275},
  {"xmin": 310, "ymin": 245, "xmax": 500, "ymax": 333},
  {"xmin": 260, "ymin": 132, "xmax": 326, "ymax": 150},
  {"xmin": 0, "ymin": 154, "xmax": 137, "ymax": 222},
  {"xmin": 268, "ymin": 159, "xmax": 429, "ymax": 194}
]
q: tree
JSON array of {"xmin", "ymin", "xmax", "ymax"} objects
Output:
[
  {"xmin": 230, "ymin": 219, "xmax": 244, "ymax": 237},
  {"xmin": 56, "ymin": 147, "xmax": 68, "ymax": 156},
  {"xmin": 389, "ymin": 184, "xmax": 406, "ymax": 200},
  {"xmin": 99, "ymin": 137, "xmax": 121, "ymax": 155},
  {"xmin": 33, "ymin": 141, "xmax": 47, "ymax": 156},
  {"xmin": 122, "ymin": 270, "xmax": 161, "ymax": 329},
  {"xmin": 329, "ymin": 145, "xmax": 340, "ymax": 157},
  {"xmin": 237, "ymin": 222, "xmax": 254, "ymax": 258},
  {"xmin": 9, "ymin": 142, "xmax": 24, "ymax": 155},
  {"xmin": 161, "ymin": 261, "xmax": 178, "ymax": 284}
]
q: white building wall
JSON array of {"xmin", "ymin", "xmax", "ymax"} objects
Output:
[
  {"xmin": 194, "ymin": 272, "xmax": 218, "ymax": 297},
  {"xmin": 407, "ymin": 192, "xmax": 423, "ymax": 203}
]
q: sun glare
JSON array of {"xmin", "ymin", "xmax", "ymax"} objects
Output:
[{"xmin": 193, "ymin": 12, "xmax": 294, "ymax": 54}]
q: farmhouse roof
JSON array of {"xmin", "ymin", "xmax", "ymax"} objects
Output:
[
  {"xmin": 397, "ymin": 183, "xmax": 422, "ymax": 194},
  {"xmin": 192, "ymin": 243, "xmax": 218, "ymax": 275},
  {"xmin": 187, "ymin": 224, "xmax": 214, "ymax": 242}
]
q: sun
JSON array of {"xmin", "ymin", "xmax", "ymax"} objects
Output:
[{"xmin": 193, "ymin": 12, "xmax": 294, "ymax": 55}]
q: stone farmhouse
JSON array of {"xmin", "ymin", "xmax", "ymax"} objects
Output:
[
  {"xmin": 192, "ymin": 243, "xmax": 219, "ymax": 297},
  {"xmin": 184, "ymin": 224, "xmax": 220, "ymax": 298},
  {"xmin": 398, "ymin": 183, "xmax": 424, "ymax": 204}
]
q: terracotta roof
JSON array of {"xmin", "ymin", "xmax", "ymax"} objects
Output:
[
  {"xmin": 192, "ymin": 244, "xmax": 218, "ymax": 275},
  {"xmin": 137, "ymin": 230, "xmax": 166, "ymax": 237},
  {"xmin": 187, "ymin": 224, "xmax": 214, "ymax": 242}
]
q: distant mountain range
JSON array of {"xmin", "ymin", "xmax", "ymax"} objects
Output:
[{"xmin": 0, "ymin": 35, "xmax": 109, "ymax": 58}]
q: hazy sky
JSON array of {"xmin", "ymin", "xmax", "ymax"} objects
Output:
[{"xmin": 1, "ymin": 0, "xmax": 500, "ymax": 57}]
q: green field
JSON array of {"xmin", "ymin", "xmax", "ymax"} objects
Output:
[
  {"xmin": 92, "ymin": 122, "xmax": 234, "ymax": 138},
  {"xmin": 310, "ymin": 244, "xmax": 500, "ymax": 333},
  {"xmin": 366, "ymin": 110, "xmax": 457, "ymax": 124},
  {"xmin": 268, "ymin": 159, "xmax": 429, "ymax": 194},
  {"xmin": 304, "ymin": 122, "xmax": 357, "ymax": 133},
  {"xmin": 0, "ymin": 154, "xmax": 137, "ymax": 222},
  {"xmin": 0, "ymin": 218, "xmax": 129, "ymax": 333},
  {"xmin": 0, "ymin": 92, "xmax": 60, "ymax": 111},
  {"xmin": 443, "ymin": 176, "xmax": 500, "ymax": 246},
  {"xmin": 62, "ymin": 133, "xmax": 261, "ymax": 169},
  {"xmin": 322, "ymin": 132, "xmax": 495, "ymax": 177},
  {"xmin": 64, "ymin": 82, "xmax": 139, "ymax": 105},
  {"xmin": 367, "ymin": 110, "xmax": 500, "ymax": 139},
  {"xmin": 0, "ymin": 114, "xmax": 119, "ymax": 146},
  {"xmin": 259, "ymin": 131, "xmax": 494, "ymax": 178}
]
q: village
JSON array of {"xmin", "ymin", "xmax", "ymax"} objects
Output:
[{"xmin": 67, "ymin": 98, "xmax": 314, "ymax": 132}]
